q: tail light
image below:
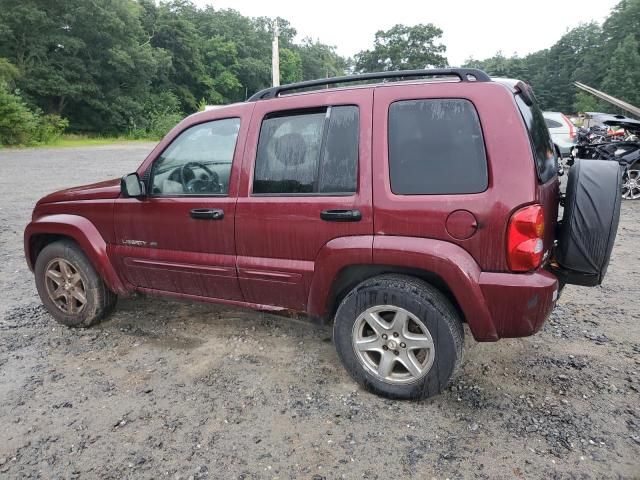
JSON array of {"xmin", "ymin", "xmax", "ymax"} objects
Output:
[
  {"xmin": 507, "ymin": 204, "xmax": 545, "ymax": 272},
  {"xmin": 561, "ymin": 113, "xmax": 575, "ymax": 139}
]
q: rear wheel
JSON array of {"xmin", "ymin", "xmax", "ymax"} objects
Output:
[
  {"xmin": 333, "ymin": 274, "xmax": 463, "ymax": 400},
  {"xmin": 34, "ymin": 240, "xmax": 117, "ymax": 327}
]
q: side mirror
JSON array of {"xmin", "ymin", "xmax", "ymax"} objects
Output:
[{"xmin": 121, "ymin": 173, "xmax": 146, "ymax": 198}]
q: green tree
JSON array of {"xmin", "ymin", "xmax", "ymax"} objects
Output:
[
  {"xmin": 534, "ymin": 23, "xmax": 606, "ymax": 112},
  {"xmin": 0, "ymin": 0, "xmax": 161, "ymax": 133},
  {"xmin": 574, "ymin": 92, "xmax": 604, "ymax": 113},
  {"xmin": 201, "ymin": 36, "xmax": 242, "ymax": 103},
  {"xmin": 297, "ymin": 39, "xmax": 348, "ymax": 80},
  {"xmin": 0, "ymin": 0, "xmax": 351, "ymax": 133},
  {"xmin": 355, "ymin": 24, "xmax": 448, "ymax": 72},
  {"xmin": 0, "ymin": 57, "xmax": 19, "ymax": 85},
  {"xmin": 571, "ymin": 23, "xmax": 607, "ymax": 89},
  {"xmin": 464, "ymin": 22, "xmax": 610, "ymax": 112},
  {"xmin": 279, "ymin": 48, "xmax": 303, "ymax": 84},
  {"xmin": 602, "ymin": 34, "xmax": 640, "ymax": 107},
  {"xmin": 142, "ymin": 0, "xmax": 210, "ymax": 111},
  {"xmin": 602, "ymin": 0, "xmax": 640, "ymax": 52},
  {"xmin": 464, "ymin": 52, "xmax": 529, "ymax": 79}
]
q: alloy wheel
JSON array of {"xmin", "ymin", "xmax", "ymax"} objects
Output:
[
  {"xmin": 352, "ymin": 305, "xmax": 435, "ymax": 384},
  {"xmin": 44, "ymin": 258, "xmax": 87, "ymax": 314},
  {"xmin": 622, "ymin": 170, "xmax": 640, "ymax": 200}
]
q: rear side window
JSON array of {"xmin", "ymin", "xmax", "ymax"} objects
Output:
[
  {"xmin": 253, "ymin": 106, "xmax": 359, "ymax": 195},
  {"xmin": 544, "ymin": 118, "xmax": 563, "ymax": 128},
  {"xmin": 516, "ymin": 95, "xmax": 557, "ymax": 183},
  {"xmin": 388, "ymin": 99, "xmax": 488, "ymax": 195}
]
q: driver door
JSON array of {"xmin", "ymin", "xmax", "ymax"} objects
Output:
[{"xmin": 112, "ymin": 108, "xmax": 250, "ymax": 301}]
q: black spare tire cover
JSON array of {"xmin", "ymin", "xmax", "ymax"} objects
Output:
[{"xmin": 556, "ymin": 159, "xmax": 622, "ymax": 285}]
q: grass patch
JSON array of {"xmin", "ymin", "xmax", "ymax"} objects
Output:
[{"xmin": 41, "ymin": 134, "xmax": 157, "ymax": 148}]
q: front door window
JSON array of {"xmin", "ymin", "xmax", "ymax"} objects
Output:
[{"xmin": 150, "ymin": 118, "xmax": 240, "ymax": 196}]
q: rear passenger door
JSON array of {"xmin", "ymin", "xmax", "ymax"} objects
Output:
[{"xmin": 235, "ymin": 89, "xmax": 373, "ymax": 311}]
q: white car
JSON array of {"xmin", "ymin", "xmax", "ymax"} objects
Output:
[{"xmin": 543, "ymin": 111, "xmax": 576, "ymax": 157}]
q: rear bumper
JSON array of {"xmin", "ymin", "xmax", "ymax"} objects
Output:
[{"xmin": 479, "ymin": 269, "xmax": 558, "ymax": 339}]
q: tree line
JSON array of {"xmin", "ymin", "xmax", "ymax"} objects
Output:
[
  {"xmin": 0, "ymin": 0, "xmax": 347, "ymax": 143},
  {"xmin": 463, "ymin": 0, "xmax": 640, "ymax": 114},
  {"xmin": 0, "ymin": 0, "xmax": 638, "ymax": 145}
]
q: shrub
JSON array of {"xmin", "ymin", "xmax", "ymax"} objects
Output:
[
  {"xmin": 127, "ymin": 91, "xmax": 184, "ymax": 140},
  {"xmin": 0, "ymin": 84, "xmax": 39, "ymax": 145},
  {"xmin": 0, "ymin": 84, "xmax": 68, "ymax": 146},
  {"xmin": 33, "ymin": 114, "xmax": 69, "ymax": 143},
  {"xmin": 146, "ymin": 112, "xmax": 183, "ymax": 139}
]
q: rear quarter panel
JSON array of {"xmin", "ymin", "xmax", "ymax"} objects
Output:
[{"xmin": 372, "ymin": 81, "xmax": 540, "ymax": 271}]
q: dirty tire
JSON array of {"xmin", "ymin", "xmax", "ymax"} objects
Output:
[
  {"xmin": 333, "ymin": 274, "xmax": 463, "ymax": 400},
  {"xmin": 34, "ymin": 240, "xmax": 117, "ymax": 327}
]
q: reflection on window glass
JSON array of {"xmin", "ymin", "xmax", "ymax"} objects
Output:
[
  {"xmin": 151, "ymin": 118, "xmax": 240, "ymax": 195},
  {"xmin": 254, "ymin": 111, "xmax": 325, "ymax": 194},
  {"xmin": 388, "ymin": 99, "xmax": 488, "ymax": 195},
  {"xmin": 516, "ymin": 96, "xmax": 557, "ymax": 183},
  {"xmin": 253, "ymin": 106, "xmax": 359, "ymax": 195},
  {"xmin": 319, "ymin": 106, "xmax": 359, "ymax": 193}
]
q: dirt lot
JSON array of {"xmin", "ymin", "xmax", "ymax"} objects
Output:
[{"xmin": 0, "ymin": 144, "xmax": 638, "ymax": 479}]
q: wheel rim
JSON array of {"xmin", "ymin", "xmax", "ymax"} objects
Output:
[
  {"xmin": 44, "ymin": 258, "xmax": 87, "ymax": 314},
  {"xmin": 352, "ymin": 305, "xmax": 435, "ymax": 385},
  {"xmin": 622, "ymin": 170, "xmax": 640, "ymax": 200}
]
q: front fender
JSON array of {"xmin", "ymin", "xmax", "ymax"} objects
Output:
[{"xmin": 24, "ymin": 214, "xmax": 127, "ymax": 295}]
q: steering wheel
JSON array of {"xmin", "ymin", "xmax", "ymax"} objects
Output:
[{"xmin": 180, "ymin": 162, "xmax": 220, "ymax": 194}]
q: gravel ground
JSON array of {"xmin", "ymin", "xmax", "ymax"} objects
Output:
[{"xmin": 0, "ymin": 144, "xmax": 638, "ymax": 479}]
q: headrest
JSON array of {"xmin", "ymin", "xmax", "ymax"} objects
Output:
[{"xmin": 274, "ymin": 133, "xmax": 307, "ymax": 166}]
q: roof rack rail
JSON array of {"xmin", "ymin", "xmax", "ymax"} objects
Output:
[{"xmin": 247, "ymin": 68, "xmax": 491, "ymax": 102}]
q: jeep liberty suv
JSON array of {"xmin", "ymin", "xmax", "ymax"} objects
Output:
[{"xmin": 24, "ymin": 69, "xmax": 622, "ymax": 400}]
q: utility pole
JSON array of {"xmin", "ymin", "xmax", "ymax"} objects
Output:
[{"xmin": 271, "ymin": 19, "xmax": 280, "ymax": 87}]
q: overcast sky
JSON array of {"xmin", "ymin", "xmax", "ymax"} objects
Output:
[{"xmin": 195, "ymin": 0, "xmax": 619, "ymax": 65}]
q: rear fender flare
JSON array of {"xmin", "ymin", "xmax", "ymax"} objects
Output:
[
  {"xmin": 24, "ymin": 214, "xmax": 127, "ymax": 295},
  {"xmin": 309, "ymin": 235, "xmax": 498, "ymax": 341},
  {"xmin": 307, "ymin": 235, "xmax": 374, "ymax": 320},
  {"xmin": 373, "ymin": 236, "xmax": 497, "ymax": 340}
]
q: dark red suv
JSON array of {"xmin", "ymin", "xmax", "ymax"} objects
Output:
[{"xmin": 24, "ymin": 69, "xmax": 622, "ymax": 399}]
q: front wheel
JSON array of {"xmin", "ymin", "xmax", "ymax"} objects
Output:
[
  {"xmin": 333, "ymin": 274, "xmax": 464, "ymax": 400},
  {"xmin": 34, "ymin": 240, "xmax": 117, "ymax": 327}
]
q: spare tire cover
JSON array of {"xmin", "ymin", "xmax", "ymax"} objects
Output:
[{"xmin": 556, "ymin": 159, "xmax": 622, "ymax": 284}]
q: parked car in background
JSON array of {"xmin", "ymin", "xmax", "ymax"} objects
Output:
[
  {"xmin": 24, "ymin": 69, "xmax": 622, "ymax": 400},
  {"xmin": 543, "ymin": 111, "xmax": 576, "ymax": 157},
  {"xmin": 570, "ymin": 113, "xmax": 640, "ymax": 200}
]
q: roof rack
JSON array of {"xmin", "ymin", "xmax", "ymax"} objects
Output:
[{"xmin": 247, "ymin": 68, "xmax": 491, "ymax": 102}]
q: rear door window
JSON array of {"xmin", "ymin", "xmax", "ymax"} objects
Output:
[
  {"xmin": 253, "ymin": 106, "xmax": 359, "ymax": 195},
  {"xmin": 388, "ymin": 99, "xmax": 488, "ymax": 195},
  {"xmin": 516, "ymin": 95, "xmax": 557, "ymax": 183}
]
